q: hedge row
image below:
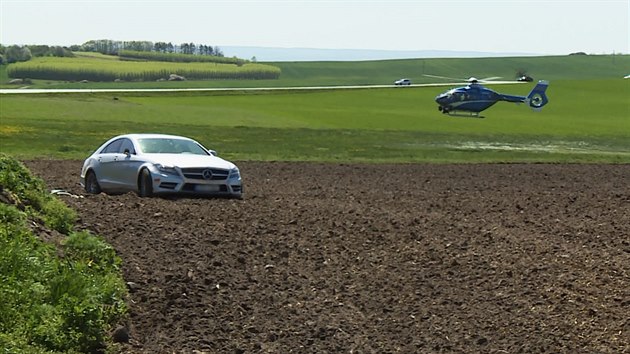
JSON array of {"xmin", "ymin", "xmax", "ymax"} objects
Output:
[{"xmin": 119, "ymin": 50, "xmax": 246, "ymax": 65}]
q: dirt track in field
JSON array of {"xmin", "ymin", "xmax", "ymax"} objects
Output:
[{"xmin": 25, "ymin": 160, "xmax": 630, "ymax": 353}]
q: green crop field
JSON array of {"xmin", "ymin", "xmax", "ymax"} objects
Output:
[
  {"xmin": 1, "ymin": 54, "xmax": 628, "ymax": 163},
  {"xmin": 5, "ymin": 55, "xmax": 280, "ymax": 82}
]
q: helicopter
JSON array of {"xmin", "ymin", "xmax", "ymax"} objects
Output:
[{"xmin": 426, "ymin": 75, "xmax": 549, "ymax": 117}]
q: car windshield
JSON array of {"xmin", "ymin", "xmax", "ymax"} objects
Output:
[{"xmin": 137, "ymin": 138, "xmax": 209, "ymax": 155}]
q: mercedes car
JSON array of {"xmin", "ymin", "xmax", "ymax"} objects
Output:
[{"xmin": 80, "ymin": 134, "xmax": 242, "ymax": 198}]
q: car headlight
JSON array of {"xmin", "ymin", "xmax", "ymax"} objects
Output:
[
  {"xmin": 155, "ymin": 164, "xmax": 178, "ymax": 175},
  {"xmin": 228, "ymin": 167, "xmax": 241, "ymax": 180}
]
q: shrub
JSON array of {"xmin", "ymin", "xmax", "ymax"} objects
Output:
[
  {"xmin": 42, "ymin": 197, "xmax": 77, "ymax": 234},
  {"xmin": 0, "ymin": 154, "xmax": 76, "ymax": 233},
  {"xmin": 62, "ymin": 231, "xmax": 122, "ymax": 273},
  {"xmin": 0, "ymin": 154, "xmax": 127, "ymax": 353}
]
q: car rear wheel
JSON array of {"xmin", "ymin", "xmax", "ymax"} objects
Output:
[
  {"xmin": 138, "ymin": 168, "xmax": 153, "ymax": 197},
  {"xmin": 85, "ymin": 171, "xmax": 102, "ymax": 194}
]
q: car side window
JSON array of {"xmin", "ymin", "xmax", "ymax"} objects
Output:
[
  {"xmin": 120, "ymin": 138, "xmax": 136, "ymax": 155},
  {"xmin": 101, "ymin": 139, "xmax": 123, "ymax": 154}
]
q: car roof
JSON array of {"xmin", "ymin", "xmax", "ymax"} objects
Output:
[{"xmin": 118, "ymin": 133, "xmax": 196, "ymax": 141}]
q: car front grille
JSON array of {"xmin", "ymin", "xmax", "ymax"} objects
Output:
[
  {"xmin": 182, "ymin": 184, "xmax": 228, "ymax": 192},
  {"xmin": 181, "ymin": 168, "xmax": 229, "ymax": 181}
]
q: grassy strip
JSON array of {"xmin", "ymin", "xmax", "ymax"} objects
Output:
[
  {"xmin": 6, "ymin": 56, "xmax": 281, "ymax": 82},
  {"xmin": 0, "ymin": 154, "xmax": 127, "ymax": 353},
  {"xmin": 0, "ymin": 80, "xmax": 628, "ymax": 163},
  {"xmin": 1, "ymin": 118, "xmax": 628, "ymax": 163}
]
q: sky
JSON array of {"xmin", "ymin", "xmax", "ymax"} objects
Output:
[{"xmin": 1, "ymin": 0, "xmax": 628, "ymax": 57}]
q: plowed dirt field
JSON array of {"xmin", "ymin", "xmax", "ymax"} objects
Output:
[{"xmin": 25, "ymin": 160, "xmax": 629, "ymax": 353}]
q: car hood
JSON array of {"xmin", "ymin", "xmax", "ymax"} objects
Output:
[{"xmin": 142, "ymin": 154, "xmax": 236, "ymax": 170}]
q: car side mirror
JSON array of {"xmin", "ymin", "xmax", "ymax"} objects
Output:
[
  {"xmin": 124, "ymin": 149, "xmax": 131, "ymax": 157},
  {"xmin": 208, "ymin": 149, "xmax": 217, "ymax": 156}
]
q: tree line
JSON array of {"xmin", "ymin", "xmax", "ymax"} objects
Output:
[
  {"xmin": 153, "ymin": 42, "xmax": 223, "ymax": 57},
  {"xmin": 0, "ymin": 44, "xmax": 74, "ymax": 64},
  {"xmin": 74, "ymin": 39, "xmax": 224, "ymax": 57},
  {"xmin": 0, "ymin": 39, "xmax": 228, "ymax": 65}
]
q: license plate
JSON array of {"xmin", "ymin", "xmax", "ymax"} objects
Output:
[{"xmin": 196, "ymin": 184, "xmax": 220, "ymax": 192}]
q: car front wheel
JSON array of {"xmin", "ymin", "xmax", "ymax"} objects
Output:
[
  {"xmin": 138, "ymin": 168, "xmax": 153, "ymax": 197},
  {"xmin": 85, "ymin": 171, "xmax": 102, "ymax": 194}
]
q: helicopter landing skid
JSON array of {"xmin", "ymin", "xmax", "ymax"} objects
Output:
[{"xmin": 443, "ymin": 110, "xmax": 485, "ymax": 119}]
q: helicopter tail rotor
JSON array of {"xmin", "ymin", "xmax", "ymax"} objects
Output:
[{"xmin": 525, "ymin": 80, "xmax": 549, "ymax": 111}]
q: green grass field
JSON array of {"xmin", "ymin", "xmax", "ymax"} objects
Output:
[
  {"xmin": 2, "ymin": 54, "xmax": 628, "ymax": 89},
  {"xmin": 1, "ymin": 55, "xmax": 628, "ymax": 163},
  {"xmin": 1, "ymin": 80, "xmax": 628, "ymax": 163}
]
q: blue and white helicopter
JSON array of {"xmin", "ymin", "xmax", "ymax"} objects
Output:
[{"xmin": 426, "ymin": 75, "xmax": 549, "ymax": 117}]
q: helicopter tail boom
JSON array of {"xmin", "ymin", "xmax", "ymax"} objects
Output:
[
  {"xmin": 524, "ymin": 80, "xmax": 549, "ymax": 111},
  {"xmin": 499, "ymin": 80, "xmax": 549, "ymax": 111}
]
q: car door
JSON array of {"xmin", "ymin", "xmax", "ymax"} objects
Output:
[
  {"xmin": 96, "ymin": 138, "xmax": 124, "ymax": 190},
  {"xmin": 113, "ymin": 138, "xmax": 143, "ymax": 190}
]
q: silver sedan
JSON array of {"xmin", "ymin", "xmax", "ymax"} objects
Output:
[{"xmin": 80, "ymin": 134, "xmax": 242, "ymax": 198}]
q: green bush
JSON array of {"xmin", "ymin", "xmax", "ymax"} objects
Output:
[
  {"xmin": 0, "ymin": 154, "xmax": 47, "ymax": 202},
  {"xmin": 42, "ymin": 196, "xmax": 76, "ymax": 234},
  {"xmin": 0, "ymin": 154, "xmax": 127, "ymax": 353},
  {"xmin": 63, "ymin": 230, "xmax": 122, "ymax": 273},
  {"xmin": 0, "ymin": 154, "xmax": 76, "ymax": 233}
]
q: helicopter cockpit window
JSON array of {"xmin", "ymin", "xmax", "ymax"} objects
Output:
[{"xmin": 452, "ymin": 92, "xmax": 466, "ymax": 101}]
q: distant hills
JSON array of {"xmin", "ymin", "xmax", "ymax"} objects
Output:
[{"xmin": 222, "ymin": 46, "xmax": 540, "ymax": 62}]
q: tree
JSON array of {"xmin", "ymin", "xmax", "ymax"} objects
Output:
[
  {"xmin": 83, "ymin": 39, "xmax": 119, "ymax": 55},
  {"xmin": 154, "ymin": 42, "xmax": 165, "ymax": 53},
  {"xmin": 4, "ymin": 45, "xmax": 32, "ymax": 63},
  {"xmin": 28, "ymin": 45, "xmax": 50, "ymax": 57},
  {"xmin": 180, "ymin": 43, "xmax": 190, "ymax": 54},
  {"xmin": 52, "ymin": 46, "xmax": 73, "ymax": 57},
  {"xmin": 125, "ymin": 41, "xmax": 153, "ymax": 52}
]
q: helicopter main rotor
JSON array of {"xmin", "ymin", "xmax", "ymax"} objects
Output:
[{"xmin": 422, "ymin": 74, "xmax": 505, "ymax": 84}]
